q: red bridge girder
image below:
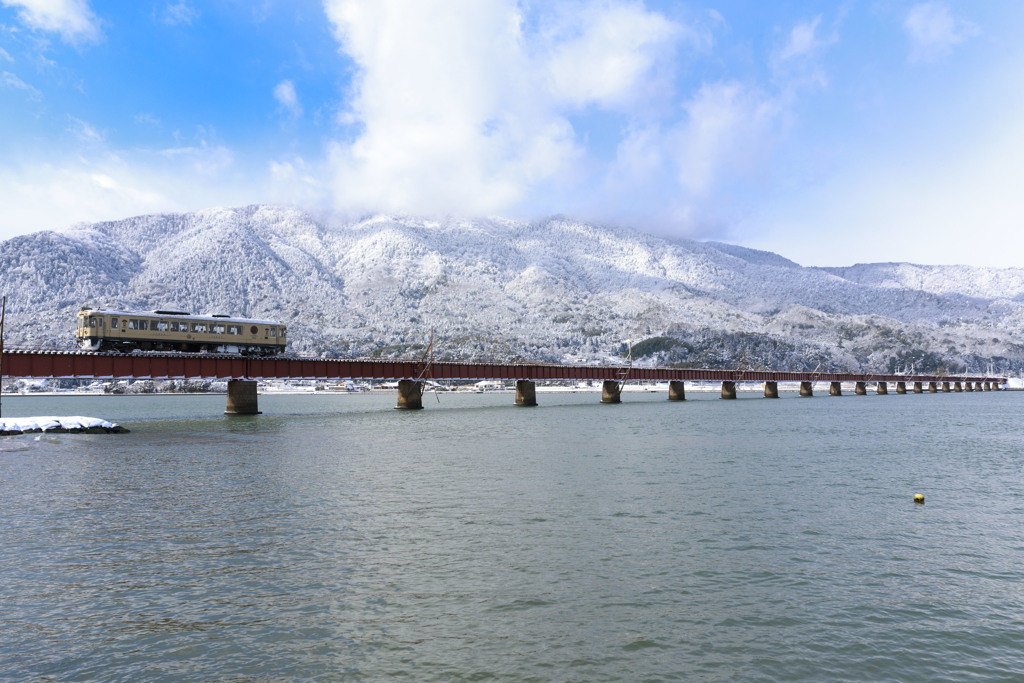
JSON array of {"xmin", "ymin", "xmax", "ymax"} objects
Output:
[{"xmin": 0, "ymin": 349, "xmax": 1006, "ymax": 386}]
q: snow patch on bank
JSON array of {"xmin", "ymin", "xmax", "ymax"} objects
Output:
[{"xmin": 0, "ymin": 416, "xmax": 127, "ymax": 434}]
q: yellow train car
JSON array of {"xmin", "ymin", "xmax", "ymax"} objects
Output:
[{"xmin": 76, "ymin": 308, "xmax": 287, "ymax": 355}]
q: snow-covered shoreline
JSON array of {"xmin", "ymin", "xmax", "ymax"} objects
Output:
[{"xmin": 0, "ymin": 416, "xmax": 128, "ymax": 434}]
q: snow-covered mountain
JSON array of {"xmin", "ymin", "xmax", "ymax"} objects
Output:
[{"xmin": 2, "ymin": 204, "xmax": 1022, "ymax": 374}]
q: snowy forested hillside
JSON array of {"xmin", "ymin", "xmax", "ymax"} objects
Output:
[{"xmin": 1, "ymin": 205, "xmax": 1022, "ymax": 374}]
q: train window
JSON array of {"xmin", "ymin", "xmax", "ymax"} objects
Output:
[
  {"xmin": 212, "ymin": 324, "xmax": 226, "ymax": 334},
  {"xmin": 138, "ymin": 320, "xmax": 148, "ymax": 331},
  {"xmin": 175, "ymin": 322, "xmax": 189, "ymax": 332},
  {"xmin": 280, "ymin": 327, "xmax": 287, "ymax": 337},
  {"xmin": 111, "ymin": 317, "xmax": 118, "ymax": 328},
  {"xmin": 90, "ymin": 317, "xmax": 96, "ymax": 328},
  {"xmin": 156, "ymin": 321, "xmax": 169, "ymax": 332},
  {"xmin": 191, "ymin": 323, "xmax": 207, "ymax": 333},
  {"xmin": 227, "ymin": 325, "xmax": 241, "ymax": 335},
  {"xmin": 97, "ymin": 318, "xmax": 103, "ymax": 328},
  {"xmin": 269, "ymin": 328, "xmax": 277, "ymax": 337}
]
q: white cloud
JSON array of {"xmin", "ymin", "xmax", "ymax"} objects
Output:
[
  {"xmin": 0, "ymin": 122, "xmax": 255, "ymax": 237},
  {"xmin": 268, "ymin": 157, "xmax": 326, "ymax": 206},
  {"xmin": 904, "ymin": 3, "xmax": 979, "ymax": 64},
  {"xmin": 673, "ymin": 82, "xmax": 780, "ymax": 197},
  {"xmin": 322, "ymin": 0, "xmax": 686, "ymax": 217},
  {"xmin": 163, "ymin": 0, "xmax": 198, "ymax": 26},
  {"xmin": 273, "ymin": 79, "xmax": 302, "ymax": 117},
  {"xmin": 0, "ymin": 138, "xmax": 271, "ymax": 237},
  {"xmin": 159, "ymin": 143, "xmax": 234, "ymax": 177},
  {"xmin": 0, "ymin": 163, "xmax": 176, "ymax": 234},
  {"xmin": 771, "ymin": 15, "xmax": 837, "ymax": 90},
  {"xmin": 582, "ymin": 80, "xmax": 786, "ymax": 236},
  {"xmin": 0, "ymin": 0, "xmax": 101, "ymax": 44},
  {"xmin": 66, "ymin": 116, "xmax": 103, "ymax": 144},
  {"xmin": 154, "ymin": 125, "xmax": 235, "ymax": 177},
  {"xmin": 748, "ymin": 63, "xmax": 1024, "ymax": 268},
  {"xmin": 543, "ymin": 2, "xmax": 682, "ymax": 109},
  {"xmin": 777, "ymin": 16, "xmax": 824, "ymax": 63},
  {"xmin": 591, "ymin": 123, "xmax": 674, "ymax": 226},
  {"xmin": 753, "ymin": 125, "xmax": 1024, "ymax": 268},
  {"xmin": 2, "ymin": 70, "xmax": 42, "ymax": 100},
  {"xmin": 134, "ymin": 112, "xmax": 161, "ymax": 126}
]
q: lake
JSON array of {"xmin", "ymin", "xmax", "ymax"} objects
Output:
[{"xmin": 2, "ymin": 389, "xmax": 1022, "ymax": 681}]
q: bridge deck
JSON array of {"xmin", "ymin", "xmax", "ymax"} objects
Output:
[{"xmin": 0, "ymin": 349, "xmax": 1004, "ymax": 385}]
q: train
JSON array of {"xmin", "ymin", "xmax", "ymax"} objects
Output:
[{"xmin": 76, "ymin": 307, "xmax": 287, "ymax": 356}]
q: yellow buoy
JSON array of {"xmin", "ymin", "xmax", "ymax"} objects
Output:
[{"xmin": 914, "ymin": 493, "xmax": 925, "ymax": 504}]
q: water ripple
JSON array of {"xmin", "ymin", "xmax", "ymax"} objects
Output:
[{"xmin": 1, "ymin": 391, "xmax": 1023, "ymax": 680}]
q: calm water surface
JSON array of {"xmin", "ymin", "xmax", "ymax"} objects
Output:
[{"xmin": 2, "ymin": 389, "xmax": 1023, "ymax": 681}]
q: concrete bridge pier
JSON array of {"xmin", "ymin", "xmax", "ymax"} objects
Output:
[
  {"xmin": 965, "ymin": 382, "xmax": 974, "ymax": 392},
  {"xmin": 721, "ymin": 381, "xmax": 737, "ymax": 399},
  {"xmin": 896, "ymin": 381, "xmax": 907, "ymax": 394},
  {"xmin": 929, "ymin": 382, "xmax": 938, "ymax": 393},
  {"xmin": 225, "ymin": 379, "xmax": 261, "ymax": 415},
  {"xmin": 396, "ymin": 379, "xmax": 424, "ymax": 409},
  {"xmin": 976, "ymin": 382, "xmax": 984, "ymax": 391},
  {"xmin": 830, "ymin": 381, "xmax": 842, "ymax": 396},
  {"xmin": 984, "ymin": 381, "xmax": 991, "ymax": 391},
  {"xmin": 601, "ymin": 380, "xmax": 622, "ymax": 404},
  {"xmin": 877, "ymin": 382, "xmax": 888, "ymax": 395},
  {"xmin": 855, "ymin": 381, "xmax": 867, "ymax": 395},
  {"xmin": 954, "ymin": 382, "xmax": 962, "ymax": 392},
  {"xmin": 668, "ymin": 380, "xmax": 686, "ymax": 401},
  {"xmin": 913, "ymin": 382, "xmax": 923, "ymax": 393},
  {"xmin": 764, "ymin": 381, "xmax": 779, "ymax": 398},
  {"xmin": 515, "ymin": 380, "xmax": 537, "ymax": 407},
  {"xmin": 943, "ymin": 382, "xmax": 952, "ymax": 392},
  {"xmin": 799, "ymin": 381, "xmax": 813, "ymax": 397}
]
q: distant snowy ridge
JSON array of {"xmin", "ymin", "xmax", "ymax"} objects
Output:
[
  {"xmin": 820, "ymin": 263, "xmax": 1024, "ymax": 301},
  {"xmin": 0, "ymin": 205, "xmax": 1021, "ymax": 375}
]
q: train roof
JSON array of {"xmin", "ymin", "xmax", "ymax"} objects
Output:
[{"xmin": 78, "ymin": 307, "xmax": 282, "ymax": 326}]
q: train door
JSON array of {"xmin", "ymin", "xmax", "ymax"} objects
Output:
[{"xmin": 78, "ymin": 313, "xmax": 102, "ymax": 350}]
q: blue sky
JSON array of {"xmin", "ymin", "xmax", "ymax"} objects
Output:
[{"xmin": 1, "ymin": 1, "xmax": 1022, "ymax": 267}]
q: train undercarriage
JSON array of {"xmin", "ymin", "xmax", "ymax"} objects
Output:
[{"xmin": 77, "ymin": 337, "xmax": 283, "ymax": 356}]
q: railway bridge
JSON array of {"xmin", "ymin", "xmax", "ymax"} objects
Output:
[{"xmin": 1, "ymin": 348, "xmax": 1006, "ymax": 414}]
